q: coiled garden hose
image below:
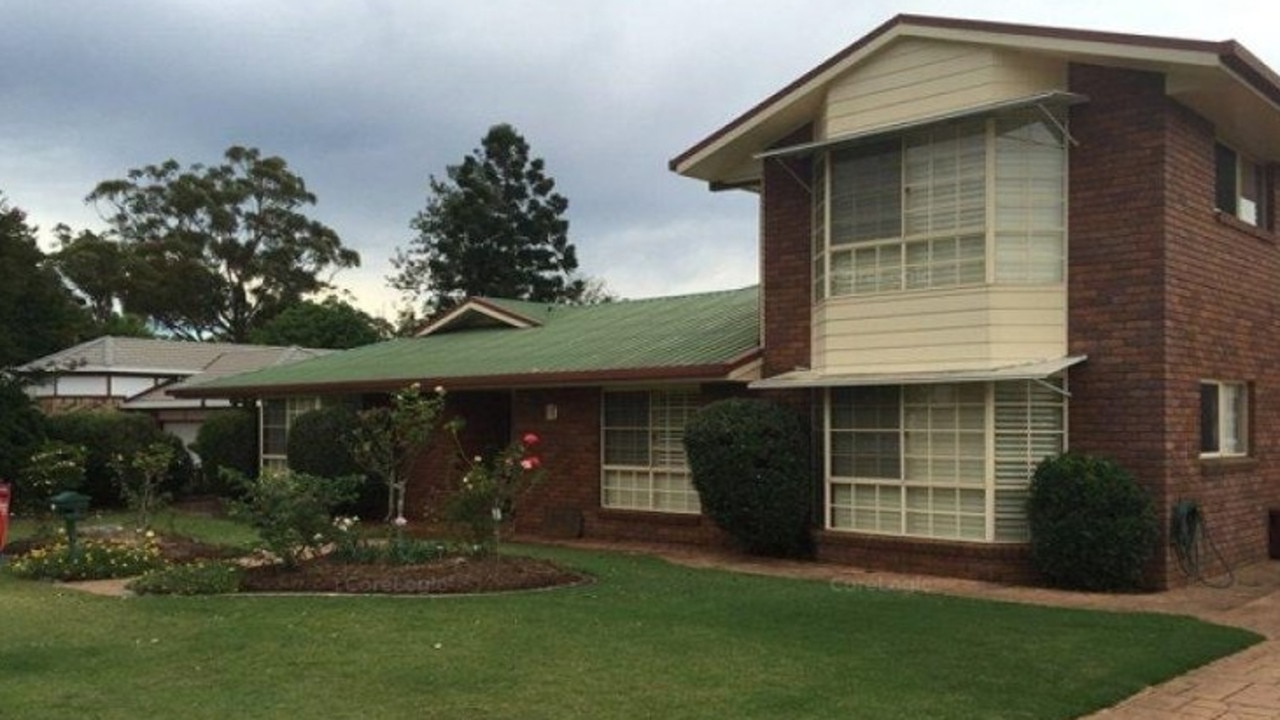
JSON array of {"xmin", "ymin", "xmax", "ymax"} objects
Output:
[{"xmin": 1170, "ymin": 499, "xmax": 1234, "ymax": 588}]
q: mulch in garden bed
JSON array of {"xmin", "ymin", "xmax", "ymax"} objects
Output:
[{"xmin": 239, "ymin": 554, "xmax": 590, "ymax": 595}]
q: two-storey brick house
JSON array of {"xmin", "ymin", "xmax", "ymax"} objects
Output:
[
  {"xmin": 671, "ymin": 15, "xmax": 1280, "ymax": 587},
  {"xmin": 181, "ymin": 15, "xmax": 1280, "ymax": 588}
]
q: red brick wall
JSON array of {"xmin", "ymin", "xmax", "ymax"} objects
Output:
[
  {"xmin": 1160, "ymin": 95, "xmax": 1280, "ymax": 583},
  {"xmin": 1065, "ymin": 63, "xmax": 1175, "ymax": 583},
  {"xmin": 760, "ymin": 124, "xmax": 814, "ymax": 378},
  {"xmin": 1066, "ymin": 62, "xmax": 1280, "ymax": 587},
  {"xmin": 816, "ymin": 532, "xmax": 1035, "ymax": 584},
  {"xmin": 509, "ymin": 387, "xmax": 599, "ymax": 535},
  {"xmin": 508, "ymin": 386, "xmax": 729, "ymax": 545}
]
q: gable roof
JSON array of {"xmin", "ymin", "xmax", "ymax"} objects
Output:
[
  {"xmin": 17, "ymin": 336, "xmax": 324, "ymax": 376},
  {"xmin": 417, "ymin": 297, "xmax": 545, "ymax": 336},
  {"xmin": 671, "ymin": 14, "xmax": 1280, "ymax": 186},
  {"xmin": 175, "ymin": 287, "xmax": 762, "ymax": 397}
]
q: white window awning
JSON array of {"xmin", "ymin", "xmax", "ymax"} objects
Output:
[
  {"xmin": 749, "ymin": 356, "xmax": 1086, "ymax": 390},
  {"xmin": 755, "ymin": 90, "xmax": 1087, "ymax": 161}
]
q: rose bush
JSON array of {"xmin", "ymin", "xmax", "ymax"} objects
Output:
[{"xmin": 442, "ymin": 431, "xmax": 544, "ymax": 553}]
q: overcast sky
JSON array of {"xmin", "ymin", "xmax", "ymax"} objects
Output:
[{"xmin": 3, "ymin": 1, "xmax": 1276, "ymax": 319}]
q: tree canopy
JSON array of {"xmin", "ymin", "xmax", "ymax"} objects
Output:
[
  {"xmin": 87, "ymin": 145, "xmax": 360, "ymax": 342},
  {"xmin": 250, "ymin": 296, "xmax": 388, "ymax": 349},
  {"xmin": 0, "ymin": 195, "xmax": 88, "ymax": 367},
  {"xmin": 391, "ymin": 123, "xmax": 586, "ymax": 313},
  {"xmin": 50, "ymin": 225, "xmax": 124, "ymax": 328},
  {"xmin": 49, "ymin": 225, "xmax": 152, "ymax": 338}
]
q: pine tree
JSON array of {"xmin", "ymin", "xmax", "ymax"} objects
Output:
[{"xmin": 391, "ymin": 124, "xmax": 585, "ymax": 313}]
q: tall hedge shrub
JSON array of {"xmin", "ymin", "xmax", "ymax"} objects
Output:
[
  {"xmin": 0, "ymin": 376, "xmax": 45, "ymax": 485},
  {"xmin": 683, "ymin": 398, "xmax": 812, "ymax": 557},
  {"xmin": 287, "ymin": 406, "xmax": 381, "ymax": 517},
  {"xmin": 44, "ymin": 410, "xmax": 193, "ymax": 506},
  {"xmin": 1026, "ymin": 452, "xmax": 1159, "ymax": 591},
  {"xmin": 191, "ymin": 409, "xmax": 259, "ymax": 496}
]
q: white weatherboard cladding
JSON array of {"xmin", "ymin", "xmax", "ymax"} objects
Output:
[
  {"xmin": 823, "ymin": 38, "xmax": 1065, "ymax": 140},
  {"xmin": 53, "ymin": 375, "xmax": 110, "ymax": 397},
  {"xmin": 813, "ymin": 286, "xmax": 1066, "ymax": 374}
]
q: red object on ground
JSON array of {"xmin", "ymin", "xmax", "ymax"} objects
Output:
[{"xmin": 0, "ymin": 483, "xmax": 10, "ymax": 553}]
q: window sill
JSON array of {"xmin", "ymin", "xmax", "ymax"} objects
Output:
[
  {"xmin": 1214, "ymin": 211, "xmax": 1276, "ymax": 243},
  {"xmin": 596, "ymin": 508, "xmax": 703, "ymax": 525},
  {"xmin": 1199, "ymin": 455, "xmax": 1258, "ymax": 476}
]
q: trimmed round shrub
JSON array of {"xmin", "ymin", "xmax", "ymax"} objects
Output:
[
  {"xmin": 44, "ymin": 411, "xmax": 194, "ymax": 507},
  {"xmin": 191, "ymin": 409, "xmax": 259, "ymax": 496},
  {"xmin": 287, "ymin": 406, "xmax": 361, "ymax": 476},
  {"xmin": 1027, "ymin": 452, "xmax": 1159, "ymax": 591},
  {"xmin": 286, "ymin": 406, "xmax": 382, "ymax": 518},
  {"xmin": 683, "ymin": 398, "xmax": 812, "ymax": 557}
]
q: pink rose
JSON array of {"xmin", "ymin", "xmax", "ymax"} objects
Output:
[
  {"xmin": 520, "ymin": 456, "xmax": 541, "ymax": 471},
  {"xmin": 522, "ymin": 432, "xmax": 540, "ymax": 446}
]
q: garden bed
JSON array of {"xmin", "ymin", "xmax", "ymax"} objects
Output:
[
  {"xmin": 240, "ymin": 553, "xmax": 589, "ymax": 595},
  {"xmin": 7, "ymin": 529, "xmax": 586, "ymax": 596}
]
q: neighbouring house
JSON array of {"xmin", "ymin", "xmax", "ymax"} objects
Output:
[
  {"xmin": 19, "ymin": 336, "xmax": 328, "ymax": 453},
  {"xmin": 178, "ymin": 15, "xmax": 1280, "ymax": 588}
]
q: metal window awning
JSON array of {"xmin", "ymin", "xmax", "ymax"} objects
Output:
[
  {"xmin": 749, "ymin": 355, "xmax": 1087, "ymax": 390},
  {"xmin": 755, "ymin": 90, "xmax": 1088, "ymax": 161}
]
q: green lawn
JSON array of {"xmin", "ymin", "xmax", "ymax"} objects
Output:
[
  {"xmin": 0, "ymin": 521, "xmax": 1261, "ymax": 719},
  {"xmin": 6, "ymin": 507, "xmax": 260, "ymax": 550}
]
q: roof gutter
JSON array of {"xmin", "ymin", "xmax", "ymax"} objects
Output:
[{"xmin": 170, "ymin": 355, "xmax": 765, "ymax": 400}]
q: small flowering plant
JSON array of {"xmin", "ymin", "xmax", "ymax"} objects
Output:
[
  {"xmin": 349, "ymin": 382, "xmax": 447, "ymax": 524},
  {"xmin": 109, "ymin": 441, "xmax": 175, "ymax": 530},
  {"xmin": 329, "ymin": 512, "xmax": 448, "ymax": 565},
  {"xmin": 442, "ymin": 431, "xmax": 545, "ymax": 553},
  {"xmin": 7, "ymin": 535, "xmax": 165, "ymax": 581},
  {"xmin": 14, "ymin": 441, "xmax": 87, "ymax": 516}
]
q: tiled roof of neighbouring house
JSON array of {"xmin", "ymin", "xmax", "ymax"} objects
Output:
[
  {"xmin": 17, "ymin": 336, "xmax": 329, "ymax": 375},
  {"xmin": 175, "ymin": 286, "xmax": 762, "ymax": 397}
]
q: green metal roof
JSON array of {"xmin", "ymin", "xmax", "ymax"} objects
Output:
[{"xmin": 178, "ymin": 286, "xmax": 761, "ymax": 396}]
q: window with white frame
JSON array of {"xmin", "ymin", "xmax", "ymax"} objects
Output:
[
  {"xmin": 827, "ymin": 380, "xmax": 1065, "ymax": 543},
  {"xmin": 1215, "ymin": 142, "xmax": 1269, "ymax": 228},
  {"xmin": 1200, "ymin": 381, "xmax": 1248, "ymax": 457},
  {"xmin": 601, "ymin": 389, "xmax": 701, "ymax": 514},
  {"xmin": 813, "ymin": 107, "xmax": 1066, "ymax": 300},
  {"xmin": 260, "ymin": 396, "xmax": 324, "ymax": 472}
]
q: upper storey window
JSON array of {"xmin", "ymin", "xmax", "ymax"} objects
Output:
[
  {"xmin": 813, "ymin": 108, "xmax": 1066, "ymax": 300},
  {"xmin": 1215, "ymin": 142, "xmax": 1270, "ymax": 228}
]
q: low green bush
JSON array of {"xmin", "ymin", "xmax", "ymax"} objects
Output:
[
  {"xmin": 6, "ymin": 536, "xmax": 165, "ymax": 581},
  {"xmin": 683, "ymin": 398, "xmax": 813, "ymax": 558},
  {"xmin": 1027, "ymin": 452, "xmax": 1159, "ymax": 591},
  {"xmin": 128, "ymin": 560, "xmax": 243, "ymax": 595},
  {"xmin": 226, "ymin": 468, "xmax": 360, "ymax": 568}
]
